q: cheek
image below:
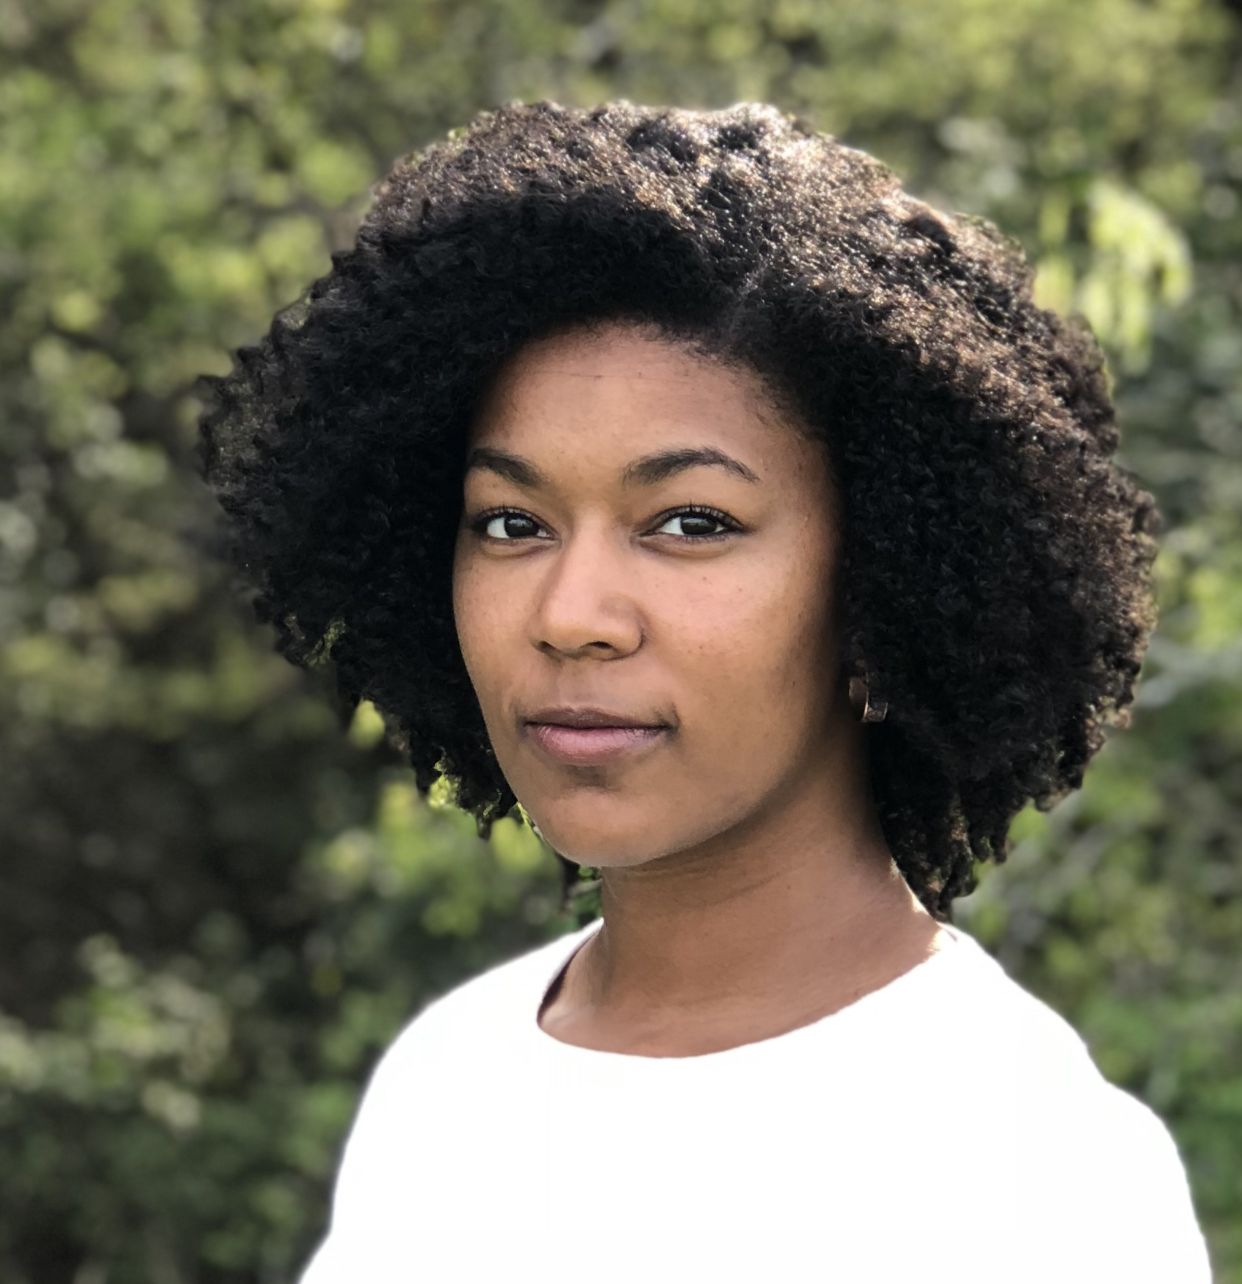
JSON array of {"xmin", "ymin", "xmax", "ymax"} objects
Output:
[
  {"xmin": 451, "ymin": 554, "xmax": 502, "ymax": 686},
  {"xmin": 671, "ymin": 552, "xmax": 832, "ymax": 677}
]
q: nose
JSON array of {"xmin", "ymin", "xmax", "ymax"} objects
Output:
[{"xmin": 531, "ymin": 519, "xmax": 643, "ymax": 661}]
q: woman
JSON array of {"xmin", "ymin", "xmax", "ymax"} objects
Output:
[{"xmin": 197, "ymin": 102, "xmax": 1211, "ymax": 1282}]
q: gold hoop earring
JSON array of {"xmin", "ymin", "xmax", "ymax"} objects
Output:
[{"xmin": 848, "ymin": 674, "xmax": 888, "ymax": 724}]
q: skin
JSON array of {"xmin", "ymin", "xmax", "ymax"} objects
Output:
[{"xmin": 452, "ymin": 322, "xmax": 949, "ymax": 1058}]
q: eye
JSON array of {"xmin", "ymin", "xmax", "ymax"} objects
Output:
[
  {"xmin": 650, "ymin": 505, "xmax": 740, "ymax": 540},
  {"xmin": 471, "ymin": 509, "xmax": 549, "ymax": 541}
]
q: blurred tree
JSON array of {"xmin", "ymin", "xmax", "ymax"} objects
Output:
[{"xmin": 0, "ymin": 0, "xmax": 1238, "ymax": 1279}]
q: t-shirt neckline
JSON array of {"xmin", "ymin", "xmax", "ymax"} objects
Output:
[{"xmin": 530, "ymin": 917, "xmax": 965, "ymax": 1065}]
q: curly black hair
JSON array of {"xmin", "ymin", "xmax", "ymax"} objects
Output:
[{"xmin": 196, "ymin": 100, "xmax": 1159, "ymax": 923}]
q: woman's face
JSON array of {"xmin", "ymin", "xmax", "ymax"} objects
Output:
[{"xmin": 452, "ymin": 323, "xmax": 852, "ymax": 869}]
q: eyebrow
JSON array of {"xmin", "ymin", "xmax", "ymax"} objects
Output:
[{"xmin": 463, "ymin": 445, "xmax": 761, "ymax": 488}]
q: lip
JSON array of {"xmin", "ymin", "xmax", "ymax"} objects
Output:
[
  {"xmin": 520, "ymin": 707, "xmax": 670, "ymax": 766},
  {"xmin": 523, "ymin": 706, "xmax": 667, "ymax": 729},
  {"xmin": 524, "ymin": 722, "xmax": 668, "ymax": 766}
]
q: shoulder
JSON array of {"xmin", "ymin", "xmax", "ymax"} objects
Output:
[
  {"xmin": 315, "ymin": 924, "xmax": 591, "ymax": 1235},
  {"xmin": 1070, "ymin": 1081, "xmax": 1211, "ymax": 1279},
  {"xmin": 1021, "ymin": 1081, "xmax": 1214, "ymax": 1283},
  {"xmin": 346, "ymin": 920, "xmax": 593, "ymax": 1104},
  {"xmin": 938, "ymin": 932, "xmax": 1211, "ymax": 1282},
  {"xmin": 917, "ymin": 929, "xmax": 1102, "ymax": 1084}
]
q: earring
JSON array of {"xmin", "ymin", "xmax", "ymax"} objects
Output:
[{"xmin": 848, "ymin": 674, "xmax": 888, "ymax": 724}]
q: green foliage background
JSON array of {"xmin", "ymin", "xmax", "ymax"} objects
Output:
[{"xmin": 1, "ymin": 0, "xmax": 1239, "ymax": 1279}]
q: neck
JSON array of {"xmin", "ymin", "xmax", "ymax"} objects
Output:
[{"xmin": 544, "ymin": 734, "xmax": 949, "ymax": 1056}]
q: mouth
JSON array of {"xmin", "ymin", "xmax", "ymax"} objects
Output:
[{"xmin": 522, "ymin": 707, "xmax": 670, "ymax": 766}]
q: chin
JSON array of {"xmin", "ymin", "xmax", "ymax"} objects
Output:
[
  {"xmin": 536, "ymin": 825, "xmax": 661, "ymax": 870},
  {"xmin": 526, "ymin": 793, "xmax": 728, "ymax": 872},
  {"xmin": 522, "ymin": 799, "xmax": 670, "ymax": 869}
]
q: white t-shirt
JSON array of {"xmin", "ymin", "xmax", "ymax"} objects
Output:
[{"xmin": 300, "ymin": 919, "xmax": 1212, "ymax": 1284}]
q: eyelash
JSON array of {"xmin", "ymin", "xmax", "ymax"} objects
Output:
[{"xmin": 468, "ymin": 504, "xmax": 742, "ymax": 543}]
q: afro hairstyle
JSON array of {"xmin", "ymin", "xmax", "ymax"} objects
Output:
[{"xmin": 196, "ymin": 100, "xmax": 1160, "ymax": 923}]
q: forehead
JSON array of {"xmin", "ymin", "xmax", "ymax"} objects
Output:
[{"xmin": 467, "ymin": 323, "xmax": 810, "ymax": 469}]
